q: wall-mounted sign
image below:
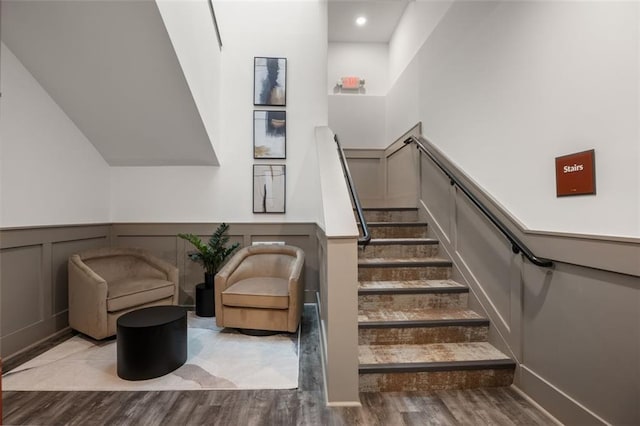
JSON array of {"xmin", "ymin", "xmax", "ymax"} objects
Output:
[
  {"xmin": 555, "ymin": 149, "xmax": 596, "ymax": 197},
  {"xmin": 337, "ymin": 76, "xmax": 365, "ymax": 90}
]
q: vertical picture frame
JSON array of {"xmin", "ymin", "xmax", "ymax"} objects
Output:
[
  {"xmin": 253, "ymin": 110, "xmax": 286, "ymax": 159},
  {"xmin": 254, "ymin": 57, "xmax": 287, "ymax": 106},
  {"xmin": 253, "ymin": 165, "xmax": 286, "ymax": 213}
]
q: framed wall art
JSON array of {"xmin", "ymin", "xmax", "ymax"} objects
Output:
[
  {"xmin": 254, "ymin": 57, "xmax": 287, "ymax": 106},
  {"xmin": 254, "ymin": 110, "xmax": 286, "ymax": 159},
  {"xmin": 253, "ymin": 164, "xmax": 286, "ymax": 213}
]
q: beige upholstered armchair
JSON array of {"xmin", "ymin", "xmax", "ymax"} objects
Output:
[
  {"xmin": 68, "ymin": 247, "xmax": 179, "ymax": 340},
  {"xmin": 215, "ymin": 245, "xmax": 305, "ymax": 333}
]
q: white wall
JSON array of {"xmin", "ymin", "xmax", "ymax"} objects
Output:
[
  {"xmin": 328, "ymin": 42, "xmax": 388, "ymax": 95},
  {"xmin": 327, "ymin": 42, "xmax": 388, "ymax": 149},
  {"xmin": 388, "ymin": 0, "xmax": 453, "ymax": 86},
  {"xmin": 386, "ymin": 54, "xmax": 419, "ymax": 143},
  {"xmin": 388, "ymin": 1, "xmax": 640, "ymax": 238},
  {"xmin": 328, "ymin": 95, "xmax": 386, "ymax": 149},
  {"xmin": 111, "ymin": 0, "xmax": 327, "ymax": 223},
  {"xmin": 386, "ymin": 0, "xmax": 452, "ymax": 143},
  {"xmin": 156, "ymin": 0, "xmax": 222, "ymax": 164},
  {"xmin": 0, "ymin": 43, "xmax": 110, "ymax": 227}
]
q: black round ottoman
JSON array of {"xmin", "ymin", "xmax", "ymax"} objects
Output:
[{"xmin": 117, "ymin": 305, "xmax": 187, "ymax": 381}]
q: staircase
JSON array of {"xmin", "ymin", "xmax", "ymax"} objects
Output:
[{"xmin": 357, "ymin": 207, "xmax": 515, "ymax": 392}]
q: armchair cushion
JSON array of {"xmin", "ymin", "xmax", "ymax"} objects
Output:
[
  {"xmin": 107, "ymin": 278, "xmax": 176, "ymax": 312},
  {"xmin": 222, "ymin": 277, "xmax": 289, "ymax": 310}
]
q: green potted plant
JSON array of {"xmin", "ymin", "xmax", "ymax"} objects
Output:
[{"xmin": 178, "ymin": 223, "xmax": 240, "ymax": 289}]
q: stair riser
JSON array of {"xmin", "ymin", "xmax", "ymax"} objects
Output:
[
  {"xmin": 368, "ymin": 226, "xmax": 428, "ymax": 239},
  {"xmin": 361, "ymin": 210, "xmax": 419, "ymax": 223},
  {"xmin": 359, "ymin": 325, "xmax": 489, "ymax": 345},
  {"xmin": 359, "ymin": 369, "xmax": 514, "ymax": 392},
  {"xmin": 359, "ymin": 293, "xmax": 468, "ymax": 311},
  {"xmin": 359, "ymin": 267, "xmax": 450, "ymax": 281},
  {"xmin": 359, "ymin": 244, "xmax": 438, "ymax": 259}
]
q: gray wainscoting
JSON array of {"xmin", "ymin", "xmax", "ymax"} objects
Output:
[
  {"xmin": 0, "ymin": 222, "xmax": 319, "ymax": 359},
  {"xmin": 344, "ymin": 123, "xmax": 421, "ymax": 209},
  {"xmin": 416, "ymin": 153, "xmax": 640, "ymax": 426},
  {"xmin": 0, "ymin": 225, "xmax": 111, "ymax": 358}
]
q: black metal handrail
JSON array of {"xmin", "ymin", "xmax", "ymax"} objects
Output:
[
  {"xmin": 334, "ymin": 134, "xmax": 371, "ymax": 246},
  {"xmin": 405, "ymin": 135, "xmax": 553, "ymax": 268}
]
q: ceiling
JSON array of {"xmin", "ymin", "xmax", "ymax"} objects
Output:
[
  {"xmin": 328, "ymin": 0, "xmax": 410, "ymax": 43},
  {"xmin": 1, "ymin": 0, "xmax": 218, "ymax": 167}
]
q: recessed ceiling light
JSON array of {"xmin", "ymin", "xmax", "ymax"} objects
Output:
[{"xmin": 355, "ymin": 16, "xmax": 367, "ymax": 27}]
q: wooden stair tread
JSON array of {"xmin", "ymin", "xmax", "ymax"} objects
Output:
[
  {"xmin": 359, "ymin": 308, "xmax": 485, "ymax": 323},
  {"xmin": 359, "ymin": 342, "xmax": 512, "ymax": 367},
  {"xmin": 359, "ymin": 359, "xmax": 515, "ymax": 374},
  {"xmin": 358, "ymin": 258, "xmax": 452, "ymax": 267},
  {"xmin": 359, "ymin": 279, "xmax": 466, "ymax": 294},
  {"xmin": 360, "ymin": 222, "xmax": 428, "ymax": 227},
  {"xmin": 365, "ymin": 238, "xmax": 439, "ymax": 245}
]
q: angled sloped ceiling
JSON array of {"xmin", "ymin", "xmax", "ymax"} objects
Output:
[{"xmin": 1, "ymin": 0, "xmax": 218, "ymax": 166}]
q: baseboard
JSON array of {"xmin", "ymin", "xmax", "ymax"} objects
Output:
[
  {"xmin": 510, "ymin": 384, "xmax": 563, "ymax": 426},
  {"xmin": 519, "ymin": 366, "xmax": 608, "ymax": 425},
  {"xmin": 3, "ymin": 326, "xmax": 74, "ymax": 372},
  {"xmin": 314, "ymin": 293, "xmax": 331, "ymax": 406}
]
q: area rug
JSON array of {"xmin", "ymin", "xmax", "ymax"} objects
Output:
[{"xmin": 2, "ymin": 313, "xmax": 299, "ymax": 391}]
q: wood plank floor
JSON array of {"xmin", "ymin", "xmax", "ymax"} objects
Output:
[{"xmin": 2, "ymin": 305, "xmax": 556, "ymax": 425}]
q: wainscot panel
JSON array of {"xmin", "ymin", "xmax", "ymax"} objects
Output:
[
  {"xmin": 385, "ymin": 140, "xmax": 419, "ymax": 208},
  {"xmin": 344, "ymin": 150, "xmax": 385, "ymax": 208},
  {"xmin": 1, "ymin": 245, "xmax": 44, "ymax": 337},
  {"xmin": 0, "ymin": 224, "xmax": 110, "ymax": 358}
]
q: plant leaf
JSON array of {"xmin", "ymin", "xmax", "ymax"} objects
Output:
[{"xmin": 178, "ymin": 225, "xmax": 239, "ymax": 274}]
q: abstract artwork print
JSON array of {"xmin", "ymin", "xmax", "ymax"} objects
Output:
[
  {"xmin": 254, "ymin": 110, "xmax": 286, "ymax": 159},
  {"xmin": 254, "ymin": 57, "xmax": 286, "ymax": 106},
  {"xmin": 253, "ymin": 165, "xmax": 285, "ymax": 213}
]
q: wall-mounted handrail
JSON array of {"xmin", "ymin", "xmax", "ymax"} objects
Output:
[
  {"xmin": 405, "ymin": 135, "xmax": 553, "ymax": 268},
  {"xmin": 207, "ymin": 0, "xmax": 223, "ymax": 49},
  {"xmin": 334, "ymin": 134, "xmax": 371, "ymax": 246}
]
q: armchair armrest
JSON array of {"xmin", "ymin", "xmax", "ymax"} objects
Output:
[
  {"xmin": 287, "ymin": 248, "xmax": 305, "ymax": 292},
  {"xmin": 69, "ymin": 254, "xmax": 107, "ymax": 286},
  {"xmin": 215, "ymin": 246, "xmax": 251, "ymax": 327},
  {"xmin": 68, "ymin": 255, "xmax": 109, "ymax": 339},
  {"xmin": 286, "ymin": 247, "xmax": 305, "ymax": 333},
  {"xmin": 215, "ymin": 247, "xmax": 250, "ymax": 290}
]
